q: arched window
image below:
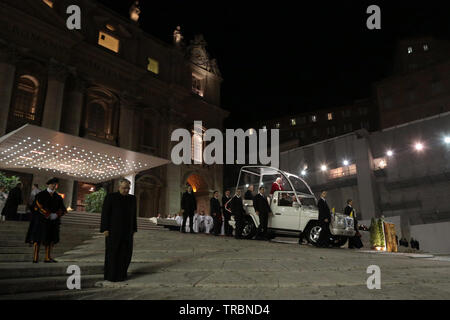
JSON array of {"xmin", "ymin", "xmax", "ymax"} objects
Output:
[
  {"xmin": 13, "ymin": 75, "xmax": 39, "ymax": 121},
  {"xmin": 87, "ymin": 102, "xmax": 106, "ymax": 133}
]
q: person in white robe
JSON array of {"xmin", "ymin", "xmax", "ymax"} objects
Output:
[{"xmin": 204, "ymin": 212, "xmax": 214, "ymax": 234}]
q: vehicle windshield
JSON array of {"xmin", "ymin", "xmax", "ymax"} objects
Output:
[{"xmin": 289, "ymin": 175, "xmax": 313, "ymax": 197}]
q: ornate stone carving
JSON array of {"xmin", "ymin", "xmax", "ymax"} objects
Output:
[
  {"xmin": 186, "ymin": 35, "xmax": 221, "ymax": 77},
  {"xmin": 129, "ymin": 1, "xmax": 141, "ymax": 23},
  {"xmin": 173, "ymin": 26, "xmax": 183, "ymax": 46}
]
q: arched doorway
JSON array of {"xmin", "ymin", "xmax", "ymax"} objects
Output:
[
  {"xmin": 135, "ymin": 175, "xmax": 162, "ymax": 218},
  {"xmin": 186, "ymin": 173, "xmax": 210, "ymax": 215}
]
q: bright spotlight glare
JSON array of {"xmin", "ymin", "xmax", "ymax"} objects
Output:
[
  {"xmin": 444, "ymin": 136, "xmax": 450, "ymax": 144},
  {"xmin": 301, "ymin": 170, "xmax": 306, "ymax": 176},
  {"xmin": 320, "ymin": 165, "xmax": 327, "ymax": 172},
  {"xmin": 415, "ymin": 142, "xmax": 424, "ymax": 151},
  {"xmin": 386, "ymin": 150, "xmax": 393, "ymax": 157},
  {"xmin": 343, "ymin": 160, "xmax": 349, "ymax": 166}
]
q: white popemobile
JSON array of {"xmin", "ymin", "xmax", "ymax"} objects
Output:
[{"xmin": 227, "ymin": 166, "xmax": 356, "ymax": 247}]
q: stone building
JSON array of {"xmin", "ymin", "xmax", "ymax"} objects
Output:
[
  {"xmin": 0, "ymin": 0, "xmax": 228, "ymax": 217},
  {"xmin": 280, "ymin": 112, "xmax": 450, "ymax": 238},
  {"xmin": 374, "ymin": 36, "xmax": 450, "ymax": 129}
]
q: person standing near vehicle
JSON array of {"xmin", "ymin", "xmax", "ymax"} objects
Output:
[
  {"xmin": 210, "ymin": 191, "xmax": 222, "ymax": 235},
  {"xmin": 317, "ymin": 191, "xmax": 332, "ymax": 247},
  {"xmin": 181, "ymin": 185, "xmax": 197, "ymax": 233},
  {"xmin": 253, "ymin": 186, "xmax": 271, "ymax": 240},
  {"xmin": 222, "ymin": 190, "xmax": 233, "ymax": 236},
  {"xmin": 229, "ymin": 189, "xmax": 245, "ymax": 239},
  {"xmin": 244, "ymin": 185, "xmax": 254, "ymax": 200},
  {"xmin": 344, "ymin": 199, "xmax": 363, "ymax": 249},
  {"xmin": 270, "ymin": 177, "xmax": 283, "ymax": 195}
]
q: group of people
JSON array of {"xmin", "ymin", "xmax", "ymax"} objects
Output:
[
  {"xmin": 305, "ymin": 191, "xmax": 363, "ymax": 249},
  {"xmin": 179, "ymin": 185, "xmax": 234, "ymax": 237},
  {"xmin": 398, "ymin": 237, "xmax": 420, "ymax": 250}
]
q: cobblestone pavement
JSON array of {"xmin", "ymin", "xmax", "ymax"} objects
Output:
[{"xmin": 56, "ymin": 229, "xmax": 450, "ymax": 300}]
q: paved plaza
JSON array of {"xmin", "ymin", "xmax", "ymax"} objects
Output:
[{"xmin": 28, "ymin": 228, "xmax": 450, "ymax": 300}]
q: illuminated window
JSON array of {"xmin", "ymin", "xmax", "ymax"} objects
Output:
[
  {"xmin": 290, "ymin": 118, "xmax": 296, "ymax": 126},
  {"xmin": 311, "ymin": 115, "xmax": 317, "ymax": 122},
  {"xmin": 98, "ymin": 31, "xmax": 119, "ymax": 53},
  {"xmin": 192, "ymin": 74, "xmax": 204, "ymax": 97},
  {"xmin": 407, "ymin": 46, "xmax": 413, "ymax": 54},
  {"xmin": 327, "ymin": 112, "xmax": 333, "ymax": 120},
  {"xmin": 13, "ymin": 75, "xmax": 39, "ymax": 121},
  {"xmin": 42, "ymin": 0, "xmax": 53, "ymax": 8},
  {"xmin": 373, "ymin": 157, "xmax": 387, "ymax": 170},
  {"xmin": 328, "ymin": 164, "xmax": 357, "ymax": 179},
  {"xmin": 275, "ymin": 123, "xmax": 280, "ymax": 129},
  {"xmin": 423, "ymin": 44, "xmax": 428, "ymax": 51},
  {"xmin": 147, "ymin": 58, "xmax": 159, "ymax": 74}
]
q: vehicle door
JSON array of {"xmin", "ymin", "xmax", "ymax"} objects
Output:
[{"xmin": 269, "ymin": 191, "xmax": 301, "ymax": 231}]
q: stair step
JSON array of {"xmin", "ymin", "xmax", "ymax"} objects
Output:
[
  {"xmin": 0, "ymin": 262, "xmax": 103, "ymax": 280},
  {"xmin": 0, "ymin": 274, "xmax": 103, "ymax": 295},
  {"xmin": 0, "ymin": 287, "xmax": 108, "ymax": 300}
]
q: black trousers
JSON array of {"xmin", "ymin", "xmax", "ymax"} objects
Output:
[
  {"xmin": 318, "ymin": 220, "xmax": 331, "ymax": 247},
  {"xmin": 234, "ymin": 214, "xmax": 244, "ymax": 238},
  {"xmin": 212, "ymin": 214, "xmax": 222, "ymax": 235},
  {"xmin": 104, "ymin": 235, "xmax": 133, "ymax": 282},
  {"xmin": 257, "ymin": 212, "xmax": 269, "ymax": 238},
  {"xmin": 182, "ymin": 211, "xmax": 194, "ymax": 232},
  {"xmin": 223, "ymin": 212, "xmax": 233, "ymax": 236}
]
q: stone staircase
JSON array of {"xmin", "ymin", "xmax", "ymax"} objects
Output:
[
  {"xmin": 62, "ymin": 211, "xmax": 163, "ymax": 231},
  {"xmin": 0, "ymin": 213, "xmax": 164, "ymax": 299}
]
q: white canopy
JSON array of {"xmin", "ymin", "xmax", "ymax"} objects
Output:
[{"xmin": 0, "ymin": 124, "xmax": 171, "ymax": 183}]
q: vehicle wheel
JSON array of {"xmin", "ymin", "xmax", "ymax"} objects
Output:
[
  {"xmin": 241, "ymin": 216, "xmax": 257, "ymax": 239},
  {"xmin": 305, "ymin": 222, "xmax": 322, "ymax": 246}
]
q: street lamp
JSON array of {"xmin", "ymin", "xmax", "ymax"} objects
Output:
[{"xmin": 414, "ymin": 142, "xmax": 424, "ymax": 151}]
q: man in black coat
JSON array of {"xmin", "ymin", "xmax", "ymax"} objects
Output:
[
  {"xmin": 317, "ymin": 191, "xmax": 332, "ymax": 247},
  {"xmin": 2, "ymin": 183, "xmax": 23, "ymax": 221},
  {"xmin": 229, "ymin": 189, "xmax": 245, "ymax": 239},
  {"xmin": 253, "ymin": 186, "xmax": 271, "ymax": 240},
  {"xmin": 181, "ymin": 185, "xmax": 197, "ymax": 233},
  {"xmin": 210, "ymin": 191, "xmax": 222, "ymax": 235},
  {"xmin": 244, "ymin": 185, "xmax": 254, "ymax": 200},
  {"xmin": 344, "ymin": 199, "xmax": 363, "ymax": 249},
  {"xmin": 100, "ymin": 178, "xmax": 137, "ymax": 282},
  {"xmin": 222, "ymin": 190, "xmax": 232, "ymax": 236},
  {"xmin": 27, "ymin": 178, "xmax": 66, "ymax": 263}
]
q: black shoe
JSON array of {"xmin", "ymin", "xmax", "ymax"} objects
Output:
[
  {"xmin": 44, "ymin": 259, "xmax": 57, "ymax": 263},
  {"xmin": 32, "ymin": 260, "xmax": 38, "ymax": 263}
]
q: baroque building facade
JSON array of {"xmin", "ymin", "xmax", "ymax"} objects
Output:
[{"xmin": 0, "ymin": 0, "xmax": 228, "ymax": 217}]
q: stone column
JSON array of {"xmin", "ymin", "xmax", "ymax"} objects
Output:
[
  {"xmin": 125, "ymin": 173, "xmax": 136, "ymax": 195},
  {"xmin": 118, "ymin": 94, "xmax": 137, "ymax": 150},
  {"xmin": 354, "ymin": 135, "xmax": 380, "ymax": 220},
  {"xmin": 165, "ymin": 112, "xmax": 182, "ymax": 215},
  {"xmin": 61, "ymin": 76, "xmax": 85, "ymax": 136},
  {"xmin": 41, "ymin": 59, "xmax": 68, "ymax": 131},
  {"xmin": 0, "ymin": 45, "xmax": 17, "ymax": 136}
]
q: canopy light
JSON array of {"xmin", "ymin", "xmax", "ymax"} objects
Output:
[
  {"xmin": 320, "ymin": 165, "xmax": 327, "ymax": 172},
  {"xmin": 0, "ymin": 124, "xmax": 170, "ymax": 183},
  {"xmin": 444, "ymin": 136, "xmax": 450, "ymax": 144},
  {"xmin": 301, "ymin": 170, "xmax": 307, "ymax": 176}
]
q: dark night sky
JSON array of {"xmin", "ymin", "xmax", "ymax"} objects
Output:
[{"xmin": 96, "ymin": 0, "xmax": 450, "ymax": 127}]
